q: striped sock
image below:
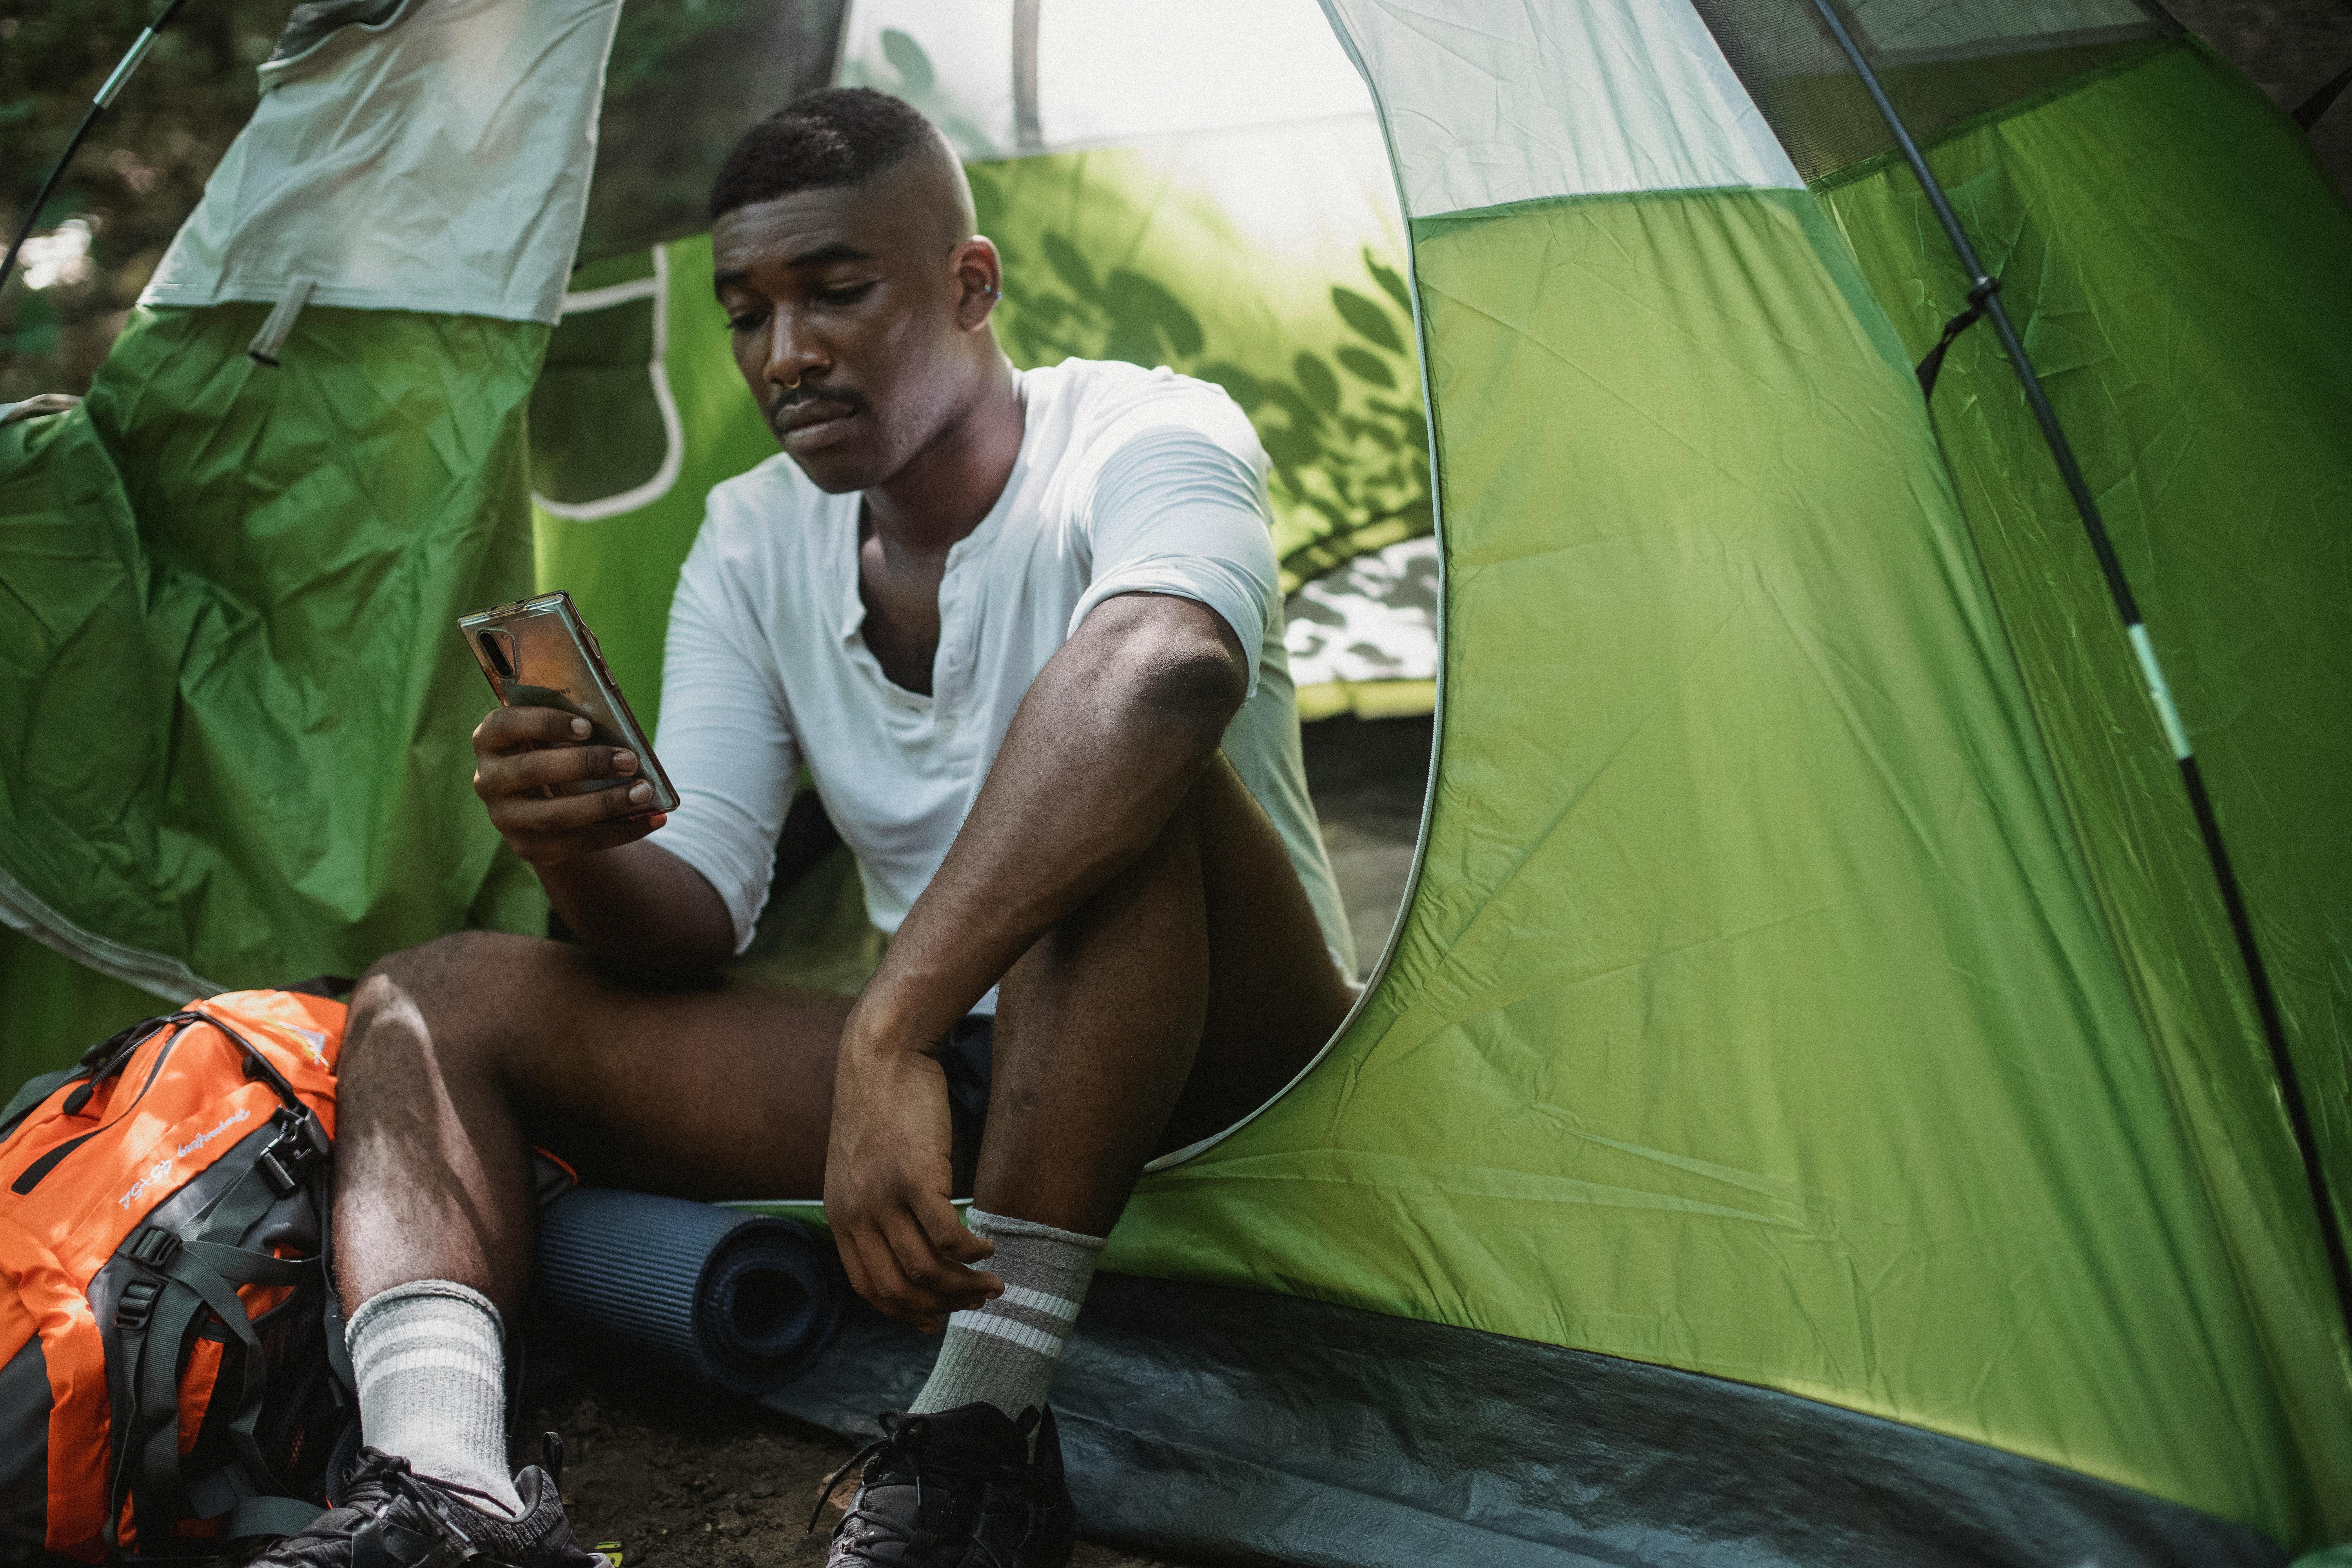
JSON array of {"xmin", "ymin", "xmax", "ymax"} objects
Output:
[
  {"xmin": 346, "ymin": 1280, "xmax": 522, "ymax": 1514},
  {"xmin": 910, "ymin": 1207, "xmax": 1105, "ymax": 1419}
]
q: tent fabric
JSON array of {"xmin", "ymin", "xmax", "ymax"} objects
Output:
[
  {"xmin": 1084, "ymin": 0, "xmax": 2352, "ymax": 1549},
  {"xmin": 140, "ymin": 0, "xmax": 622, "ymax": 324},
  {"xmin": 1687, "ymin": 0, "xmax": 2178, "ymax": 187},
  {"xmin": 1324, "ymin": 0, "xmax": 1801, "ymax": 209},
  {"xmin": 0, "ymin": 0, "xmax": 626, "ymax": 1000},
  {"xmin": 835, "ymin": 0, "xmax": 1375, "ymax": 158},
  {"xmin": 1821, "ymin": 36, "xmax": 2352, "ymax": 1290},
  {"xmin": 0, "ymin": 303, "xmax": 551, "ymax": 991},
  {"xmin": 1287, "ymin": 537, "xmax": 1440, "ymax": 721}
]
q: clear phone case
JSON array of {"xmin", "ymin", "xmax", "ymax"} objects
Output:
[{"xmin": 456, "ymin": 592, "xmax": 680, "ymax": 815}]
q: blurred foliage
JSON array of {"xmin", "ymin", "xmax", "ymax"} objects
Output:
[{"xmin": 0, "ymin": 0, "xmax": 292, "ymax": 403}]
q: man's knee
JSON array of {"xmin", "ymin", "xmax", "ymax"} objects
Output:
[{"xmin": 344, "ymin": 930, "xmax": 549, "ymax": 1080}]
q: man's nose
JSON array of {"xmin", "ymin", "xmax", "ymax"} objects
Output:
[{"xmin": 764, "ymin": 313, "xmax": 826, "ymax": 392}]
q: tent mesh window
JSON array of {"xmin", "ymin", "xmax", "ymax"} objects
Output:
[{"xmin": 1687, "ymin": 0, "xmax": 2182, "ymax": 185}]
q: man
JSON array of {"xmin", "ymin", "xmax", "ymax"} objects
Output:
[{"xmin": 268, "ymin": 87, "xmax": 1357, "ymax": 1568}]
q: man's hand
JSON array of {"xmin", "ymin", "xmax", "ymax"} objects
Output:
[
  {"xmin": 824, "ymin": 1019, "xmax": 1002, "ymax": 1332},
  {"xmin": 472, "ymin": 706, "xmax": 665, "ymax": 866}
]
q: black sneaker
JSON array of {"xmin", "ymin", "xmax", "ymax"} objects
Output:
[
  {"xmin": 814, "ymin": 1403, "xmax": 1076, "ymax": 1567},
  {"xmin": 256, "ymin": 1448, "xmax": 608, "ymax": 1568}
]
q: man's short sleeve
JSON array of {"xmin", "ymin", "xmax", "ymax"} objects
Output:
[
  {"xmin": 650, "ymin": 513, "xmax": 801, "ymax": 954},
  {"xmin": 1067, "ymin": 405, "xmax": 1282, "ymax": 696}
]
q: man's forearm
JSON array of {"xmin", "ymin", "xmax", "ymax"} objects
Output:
[
  {"xmin": 853, "ymin": 594, "xmax": 1246, "ymax": 1049},
  {"xmin": 539, "ymin": 837, "xmax": 737, "ymax": 976}
]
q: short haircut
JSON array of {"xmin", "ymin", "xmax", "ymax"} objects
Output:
[{"xmin": 708, "ymin": 88, "xmax": 939, "ymax": 222}]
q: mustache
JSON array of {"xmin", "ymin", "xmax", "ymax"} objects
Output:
[{"xmin": 769, "ymin": 383, "xmax": 864, "ymax": 430}]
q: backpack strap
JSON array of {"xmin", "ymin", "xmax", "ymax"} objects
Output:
[
  {"xmin": 185, "ymin": 1467, "xmax": 330, "ymax": 1540},
  {"xmin": 105, "ymin": 1145, "xmax": 325, "ymax": 1549},
  {"xmin": 0, "ymin": 1066, "xmax": 80, "ymax": 1142},
  {"xmin": 223, "ymin": 1492, "xmax": 328, "ymax": 1540}
]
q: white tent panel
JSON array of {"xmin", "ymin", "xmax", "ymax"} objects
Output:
[
  {"xmin": 1036, "ymin": 1, "xmax": 1372, "ymax": 146},
  {"xmin": 142, "ymin": 0, "xmax": 620, "ymax": 323},
  {"xmin": 837, "ymin": 0, "xmax": 1375, "ymax": 159},
  {"xmin": 1318, "ymin": 0, "xmax": 1801, "ymax": 216}
]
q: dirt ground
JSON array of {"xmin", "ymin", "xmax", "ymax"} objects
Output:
[{"xmin": 512, "ymin": 1380, "xmax": 1175, "ymax": 1568}]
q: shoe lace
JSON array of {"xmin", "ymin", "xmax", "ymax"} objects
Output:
[
  {"xmin": 806, "ymin": 1413, "xmax": 916, "ymax": 1537},
  {"xmin": 806, "ymin": 1410, "xmax": 1044, "ymax": 1561},
  {"xmin": 323, "ymin": 1451, "xmax": 516, "ymax": 1552}
]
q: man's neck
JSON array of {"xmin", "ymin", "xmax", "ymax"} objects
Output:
[{"xmin": 862, "ymin": 357, "xmax": 1024, "ymax": 557}]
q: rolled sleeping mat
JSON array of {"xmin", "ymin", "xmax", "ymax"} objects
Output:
[{"xmin": 534, "ymin": 1187, "xmax": 844, "ymax": 1393}]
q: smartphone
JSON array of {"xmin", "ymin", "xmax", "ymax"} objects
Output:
[{"xmin": 457, "ymin": 591, "xmax": 680, "ymax": 815}]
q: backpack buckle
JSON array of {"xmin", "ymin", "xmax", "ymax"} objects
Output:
[
  {"xmin": 125, "ymin": 1225, "xmax": 182, "ymax": 1269},
  {"xmin": 116, "ymin": 1277, "xmax": 163, "ymax": 1330},
  {"xmin": 256, "ymin": 1108, "xmax": 328, "ymax": 1197},
  {"xmin": 256, "ymin": 1145, "xmax": 302, "ymax": 1198}
]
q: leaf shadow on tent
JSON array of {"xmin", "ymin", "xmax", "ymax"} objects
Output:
[{"xmin": 968, "ymin": 155, "xmax": 1432, "ymax": 593}]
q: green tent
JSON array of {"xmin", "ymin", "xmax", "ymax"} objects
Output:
[{"xmin": 3, "ymin": 0, "xmax": 2348, "ymax": 1560}]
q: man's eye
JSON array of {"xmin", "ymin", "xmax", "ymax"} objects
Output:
[
  {"xmin": 815, "ymin": 282, "xmax": 877, "ymax": 307},
  {"xmin": 726, "ymin": 309, "xmax": 768, "ymax": 334}
]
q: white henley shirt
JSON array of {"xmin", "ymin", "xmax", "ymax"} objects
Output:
[{"xmin": 651, "ymin": 358, "xmax": 1357, "ymax": 1003}]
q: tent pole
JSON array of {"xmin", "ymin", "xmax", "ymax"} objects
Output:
[
  {"xmin": 0, "ymin": 0, "xmax": 192, "ymax": 298},
  {"xmin": 1804, "ymin": 0, "xmax": 2352, "ymax": 1350}
]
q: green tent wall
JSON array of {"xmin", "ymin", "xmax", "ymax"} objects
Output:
[{"xmin": 2, "ymin": 0, "xmax": 2348, "ymax": 1559}]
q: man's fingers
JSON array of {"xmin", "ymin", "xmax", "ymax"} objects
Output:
[
  {"xmin": 496, "ymin": 776, "xmax": 658, "ymax": 833},
  {"xmin": 480, "ymin": 742, "xmax": 633, "ymax": 797},
  {"xmin": 918, "ymin": 1196, "xmax": 996, "ymax": 1267},
  {"xmin": 832, "ymin": 1226, "xmax": 877, "ymax": 1310},
  {"xmin": 837, "ymin": 1226, "xmax": 941, "ymax": 1333},
  {"xmin": 474, "ymin": 704, "xmax": 592, "ymax": 755},
  {"xmin": 880, "ymin": 1211, "xmax": 999, "ymax": 1312},
  {"xmin": 849, "ymin": 1221, "xmax": 950, "ymax": 1332}
]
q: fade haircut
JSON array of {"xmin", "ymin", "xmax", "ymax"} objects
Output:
[{"xmin": 708, "ymin": 88, "xmax": 941, "ymax": 222}]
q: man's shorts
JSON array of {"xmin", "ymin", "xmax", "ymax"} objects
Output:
[{"xmin": 939, "ymin": 1014, "xmax": 995, "ymax": 1194}]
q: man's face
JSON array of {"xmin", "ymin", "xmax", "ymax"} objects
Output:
[{"xmin": 711, "ymin": 163, "xmax": 987, "ymax": 494}]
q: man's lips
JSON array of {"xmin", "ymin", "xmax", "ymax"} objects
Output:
[{"xmin": 772, "ymin": 397, "xmax": 861, "ymax": 438}]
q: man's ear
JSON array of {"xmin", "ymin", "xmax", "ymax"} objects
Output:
[{"xmin": 951, "ymin": 236, "xmax": 1004, "ymax": 330}]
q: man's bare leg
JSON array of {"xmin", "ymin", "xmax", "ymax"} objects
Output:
[
  {"xmin": 330, "ymin": 935, "xmax": 853, "ymax": 1504},
  {"xmin": 904, "ymin": 755, "xmax": 1353, "ymax": 1419},
  {"xmin": 981, "ymin": 754, "xmax": 1352, "ymax": 1230},
  {"xmin": 332, "ymin": 754, "xmax": 1345, "ymax": 1486},
  {"xmin": 333, "ymin": 937, "xmax": 853, "ymax": 1314}
]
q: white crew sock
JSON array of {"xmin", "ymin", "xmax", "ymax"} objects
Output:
[
  {"xmin": 910, "ymin": 1207, "xmax": 1105, "ymax": 1419},
  {"xmin": 346, "ymin": 1280, "xmax": 523, "ymax": 1514}
]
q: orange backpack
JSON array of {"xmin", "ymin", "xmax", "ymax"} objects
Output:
[{"xmin": 1, "ymin": 988, "xmax": 355, "ymax": 1561}]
